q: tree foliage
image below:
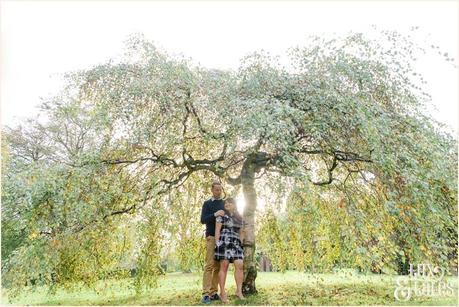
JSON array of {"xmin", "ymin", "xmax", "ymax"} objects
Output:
[{"xmin": 1, "ymin": 29, "xmax": 457, "ymax": 298}]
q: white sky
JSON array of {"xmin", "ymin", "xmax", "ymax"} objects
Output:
[{"xmin": 1, "ymin": 0, "xmax": 458, "ymax": 136}]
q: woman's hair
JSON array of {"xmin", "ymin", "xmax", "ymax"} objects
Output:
[{"xmin": 224, "ymin": 197, "xmax": 243, "ymax": 224}]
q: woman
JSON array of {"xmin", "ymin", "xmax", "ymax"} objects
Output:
[{"xmin": 214, "ymin": 197, "xmax": 245, "ymax": 303}]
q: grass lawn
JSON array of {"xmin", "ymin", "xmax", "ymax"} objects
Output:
[{"xmin": 2, "ymin": 270, "xmax": 458, "ymax": 305}]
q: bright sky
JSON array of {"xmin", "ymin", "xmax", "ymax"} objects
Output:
[{"xmin": 1, "ymin": 0, "xmax": 458, "ymax": 137}]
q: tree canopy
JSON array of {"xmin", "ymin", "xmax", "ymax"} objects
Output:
[{"xmin": 1, "ymin": 29, "xmax": 457, "ymax": 298}]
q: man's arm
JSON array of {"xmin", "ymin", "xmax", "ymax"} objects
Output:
[{"xmin": 200, "ymin": 202, "xmax": 215, "ymax": 224}]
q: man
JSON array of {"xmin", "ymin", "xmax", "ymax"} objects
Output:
[{"xmin": 200, "ymin": 181, "xmax": 225, "ymax": 304}]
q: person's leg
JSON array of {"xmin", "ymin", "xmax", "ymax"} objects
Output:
[
  {"xmin": 202, "ymin": 236, "xmax": 215, "ymax": 297},
  {"xmin": 210, "ymin": 244, "xmax": 220, "ymax": 296},
  {"xmin": 234, "ymin": 259, "xmax": 244, "ymax": 298},
  {"xmin": 218, "ymin": 260, "xmax": 230, "ymax": 302}
]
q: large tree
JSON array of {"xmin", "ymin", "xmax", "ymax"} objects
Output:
[{"xmin": 2, "ymin": 30, "xmax": 456, "ymax": 296}]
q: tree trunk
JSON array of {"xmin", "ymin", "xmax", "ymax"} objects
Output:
[
  {"xmin": 240, "ymin": 152, "xmax": 267, "ymax": 295},
  {"xmin": 241, "ymin": 175, "xmax": 258, "ymax": 294},
  {"xmin": 226, "ymin": 151, "xmax": 268, "ymax": 295}
]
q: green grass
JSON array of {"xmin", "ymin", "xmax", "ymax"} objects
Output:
[{"xmin": 2, "ymin": 270, "xmax": 458, "ymax": 305}]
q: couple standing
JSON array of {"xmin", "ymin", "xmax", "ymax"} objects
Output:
[{"xmin": 200, "ymin": 181, "xmax": 245, "ymax": 304}]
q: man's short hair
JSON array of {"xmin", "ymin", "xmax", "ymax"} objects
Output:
[{"xmin": 211, "ymin": 181, "xmax": 222, "ymax": 189}]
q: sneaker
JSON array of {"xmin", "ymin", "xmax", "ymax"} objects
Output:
[
  {"xmin": 210, "ymin": 293, "xmax": 220, "ymax": 301},
  {"xmin": 201, "ymin": 295, "xmax": 211, "ymax": 304}
]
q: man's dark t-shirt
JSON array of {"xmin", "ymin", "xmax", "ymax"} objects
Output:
[{"xmin": 200, "ymin": 198, "xmax": 225, "ymax": 237}]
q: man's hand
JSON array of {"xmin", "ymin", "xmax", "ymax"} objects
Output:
[{"xmin": 214, "ymin": 210, "xmax": 225, "ymax": 217}]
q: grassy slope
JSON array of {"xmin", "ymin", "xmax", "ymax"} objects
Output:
[{"xmin": 2, "ymin": 270, "xmax": 458, "ymax": 305}]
